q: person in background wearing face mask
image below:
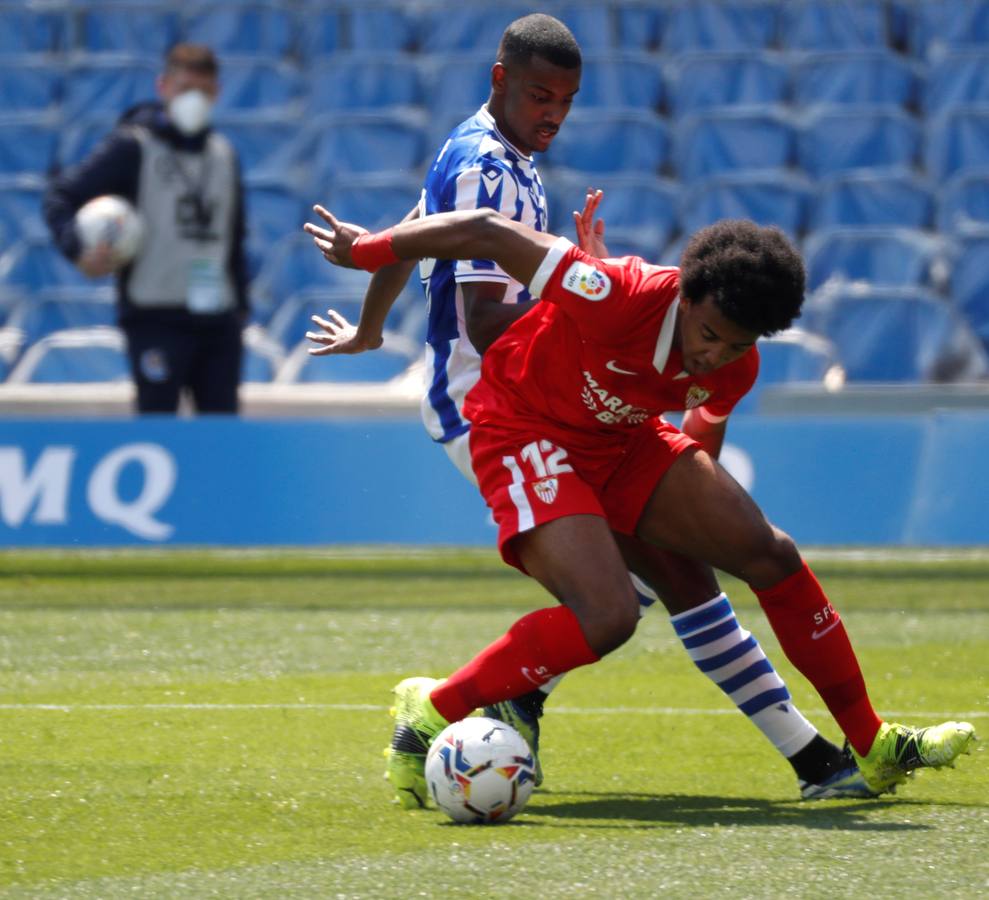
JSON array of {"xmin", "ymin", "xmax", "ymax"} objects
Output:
[{"xmin": 44, "ymin": 43, "xmax": 248, "ymax": 414}]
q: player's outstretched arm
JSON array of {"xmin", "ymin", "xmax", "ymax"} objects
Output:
[{"xmin": 304, "ymin": 205, "xmax": 557, "ymax": 288}]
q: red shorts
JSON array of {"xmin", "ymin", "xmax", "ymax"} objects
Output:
[{"xmin": 469, "ymin": 419, "xmax": 698, "ymax": 572}]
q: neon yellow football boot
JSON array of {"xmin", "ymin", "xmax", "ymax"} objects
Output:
[
  {"xmin": 850, "ymin": 720, "xmax": 977, "ymax": 794},
  {"xmin": 383, "ymin": 676, "xmax": 449, "ymax": 809}
]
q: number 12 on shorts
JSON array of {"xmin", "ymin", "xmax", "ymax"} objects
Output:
[{"xmin": 515, "ymin": 440, "xmax": 573, "ymax": 478}]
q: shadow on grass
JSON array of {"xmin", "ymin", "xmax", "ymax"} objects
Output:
[{"xmin": 520, "ymin": 791, "xmax": 924, "ymax": 832}]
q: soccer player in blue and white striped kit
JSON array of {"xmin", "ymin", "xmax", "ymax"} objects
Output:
[{"xmin": 306, "ymin": 13, "xmax": 868, "ymax": 803}]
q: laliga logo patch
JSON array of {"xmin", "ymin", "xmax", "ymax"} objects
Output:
[
  {"xmin": 685, "ymin": 385, "xmax": 712, "ymax": 409},
  {"xmin": 562, "ymin": 261, "xmax": 611, "ymax": 301},
  {"xmin": 532, "ymin": 477, "xmax": 559, "ymax": 504}
]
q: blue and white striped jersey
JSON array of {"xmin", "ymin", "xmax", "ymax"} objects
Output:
[{"xmin": 418, "ymin": 105, "xmax": 548, "ymax": 443}]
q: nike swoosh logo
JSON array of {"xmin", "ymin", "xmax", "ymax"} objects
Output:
[
  {"xmin": 521, "ymin": 667, "xmax": 548, "ymax": 685},
  {"xmin": 811, "ymin": 619, "xmax": 842, "ymax": 640},
  {"xmin": 605, "ymin": 359, "xmax": 638, "ymax": 375}
]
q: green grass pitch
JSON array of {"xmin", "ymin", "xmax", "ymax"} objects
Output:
[{"xmin": 1, "ymin": 548, "xmax": 986, "ymax": 898}]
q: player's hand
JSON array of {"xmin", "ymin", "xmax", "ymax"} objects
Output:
[
  {"xmin": 573, "ymin": 188, "xmax": 609, "ymax": 259},
  {"xmin": 304, "ymin": 204, "xmax": 368, "ymax": 268},
  {"xmin": 306, "ymin": 309, "xmax": 383, "ymax": 356},
  {"xmin": 77, "ymin": 243, "xmax": 117, "ymax": 278}
]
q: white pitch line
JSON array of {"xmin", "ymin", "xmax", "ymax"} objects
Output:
[{"xmin": 0, "ymin": 702, "xmax": 985, "ymax": 719}]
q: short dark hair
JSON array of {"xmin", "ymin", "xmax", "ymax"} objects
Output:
[
  {"xmin": 165, "ymin": 43, "xmax": 219, "ymax": 78},
  {"xmin": 679, "ymin": 219, "xmax": 805, "ymax": 336},
  {"xmin": 497, "ymin": 14, "xmax": 581, "ymax": 70}
]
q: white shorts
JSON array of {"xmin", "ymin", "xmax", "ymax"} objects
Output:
[{"xmin": 441, "ymin": 430, "xmax": 477, "ymax": 487}]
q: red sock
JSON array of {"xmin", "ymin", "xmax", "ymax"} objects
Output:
[
  {"xmin": 755, "ymin": 563, "xmax": 882, "ymax": 756},
  {"xmin": 430, "ymin": 605, "xmax": 600, "ymax": 723}
]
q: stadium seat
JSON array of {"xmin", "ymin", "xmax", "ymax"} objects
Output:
[
  {"xmin": 418, "ymin": 3, "xmax": 544, "ymax": 53},
  {"xmin": 792, "ymin": 51, "xmax": 918, "ymax": 109},
  {"xmin": 0, "ymin": 60, "xmax": 61, "ymax": 112},
  {"xmin": 662, "ymin": 1, "xmax": 779, "ymax": 51},
  {"xmin": 924, "ymin": 51, "xmax": 989, "ymax": 115},
  {"xmin": 329, "ymin": 173, "xmax": 420, "ymax": 234},
  {"xmin": 679, "ymin": 170, "xmax": 813, "ymax": 239},
  {"xmin": 779, "ymin": 1, "xmax": 889, "ymax": 50},
  {"xmin": 213, "ymin": 59, "xmax": 303, "ymax": 116},
  {"xmin": 664, "ymin": 52, "xmax": 787, "ymax": 117},
  {"xmin": 0, "ymin": 3, "xmax": 64, "ymax": 55},
  {"xmin": 909, "ymin": 0, "xmax": 989, "ymax": 58},
  {"xmin": 734, "ymin": 328, "xmax": 842, "ymax": 413},
  {"xmin": 74, "ymin": 4, "xmax": 181, "ymax": 54},
  {"xmin": 548, "ymin": 109, "xmax": 669, "ymax": 174},
  {"xmin": 61, "ymin": 56, "xmax": 158, "ymax": 121},
  {"xmin": 295, "ymin": 6, "xmax": 344, "ymax": 60},
  {"xmin": 348, "ymin": 3, "xmax": 419, "ymax": 52},
  {"xmin": 421, "ymin": 54, "xmax": 492, "ymax": 124},
  {"xmin": 244, "ymin": 178, "xmax": 308, "ymax": 249},
  {"xmin": 809, "ymin": 170, "xmax": 934, "ymax": 230},
  {"xmin": 55, "ymin": 114, "xmax": 120, "ymax": 171},
  {"xmin": 937, "ymin": 169, "xmax": 989, "ymax": 234},
  {"xmin": 214, "ymin": 114, "xmax": 304, "ymax": 181},
  {"xmin": 0, "ymin": 112, "xmax": 58, "ymax": 176},
  {"xmin": 6, "ymin": 326, "xmax": 129, "ymax": 384},
  {"xmin": 0, "ymin": 238, "xmax": 99, "ymax": 292},
  {"xmin": 0, "ymin": 325, "xmax": 21, "ymax": 380},
  {"xmin": 949, "ymin": 232, "xmax": 989, "ymax": 348},
  {"xmin": 807, "ymin": 285, "xmax": 989, "ymax": 382},
  {"xmin": 797, "ymin": 107, "xmax": 920, "ymax": 177},
  {"xmin": 615, "ymin": 3, "xmax": 666, "ymax": 51},
  {"xmin": 578, "ymin": 53, "xmax": 664, "ymax": 109},
  {"xmin": 4, "ymin": 287, "xmax": 116, "ymax": 348},
  {"xmin": 803, "ymin": 227, "xmax": 946, "ymax": 292},
  {"xmin": 182, "ymin": 4, "xmax": 296, "ymax": 57},
  {"xmin": 276, "ymin": 331, "xmax": 420, "ymax": 384},
  {"xmin": 307, "ymin": 54, "xmax": 424, "ymax": 113},
  {"xmin": 303, "ymin": 111, "xmax": 429, "ymax": 181},
  {"xmin": 556, "ymin": 3, "xmax": 618, "ymax": 51},
  {"xmin": 673, "ymin": 107, "xmax": 794, "ymax": 182},
  {"xmin": 0, "ymin": 174, "xmax": 47, "ymax": 250},
  {"xmin": 241, "ymin": 323, "xmax": 284, "ymax": 383},
  {"xmin": 925, "ymin": 107, "xmax": 989, "ymax": 180}
]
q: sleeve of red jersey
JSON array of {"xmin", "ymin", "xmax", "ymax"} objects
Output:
[
  {"xmin": 695, "ymin": 347, "xmax": 761, "ymax": 423},
  {"xmin": 526, "ymin": 238, "xmax": 643, "ymax": 341}
]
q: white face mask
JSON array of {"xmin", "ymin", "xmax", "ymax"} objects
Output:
[{"xmin": 168, "ymin": 89, "xmax": 213, "ymax": 136}]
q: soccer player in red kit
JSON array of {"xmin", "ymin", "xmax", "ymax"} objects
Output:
[{"xmin": 305, "ymin": 203, "xmax": 977, "ymax": 805}]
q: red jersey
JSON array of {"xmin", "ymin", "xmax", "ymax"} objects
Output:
[{"xmin": 463, "ymin": 238, "xmax": 759, "ymax": 449}]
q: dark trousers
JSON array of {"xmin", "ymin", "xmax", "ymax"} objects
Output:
[{"xmin": 123, "ymin": 315, "xmax": 243, "ymax": 414}]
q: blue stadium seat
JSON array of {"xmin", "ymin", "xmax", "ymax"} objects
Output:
[
  {"xmin": 808, "ymin": 286, "xmax": 989, "ymax": 382},
  {"xmin": 0, "ymin": 237, "xmax": 102, "ymax": 292},
  {"xmin": 548, "ymin": 109, "xmax": 670, "ymax": 174},
  {"xmin": 797, "ymin": 107, "xmax": 920, "ymax": 177},
  {"xmin": 55, "ymin": 114, "xmax": 119, "ymax": 170},
  {"xmin": 5, "ymin": 287, "xmax": 116, "ymax": 347},
  {"xmin": 924, "ymin": 51, "xmax": 989, "ymax": 114},
  {"xmin": 422, "ymin": 54, "xmax": 491, "ymax": 123},
  {"xmin": 937, "ymin": 169, "xmax": 989, "ymax": 234},
  {"xmin": 329, "ymin": 173, "xmax": 419, "ymax": 233},
  {"xmin": 0, "ymin": 174, "xmax": 47, "ymax": 250},
  {"xmin": 0, "ymin": 3, "xmax": 65, "ymax": 55},
  {"xmin": 664, "ymin": 52, "xmax": 787, "ymax": 117},
  {"xmin": 680, "ymin": 170, "xmax": 812, "ymax": 239},
  {"xmin": 925, "ymin": 107, "xmax": 989, "ymax": 180},
  {"xmin": 6, "ymin": 326, "xmax": 129, "ymax": 384},
  {"xmin": 0, "ymin": 326, "xmax": 21, "ymax": 379},
  {"xmin": 910, "ymin": 0, "xmax": 989, "ymax": 58},
  {"xmin": 304, "ymin": 111, "xmax": 429, "ymax": 181},
  {"xmin": 615, "ymin": 3, "xmax": 666, "ymax": 51},
  {"xmin": 809, "ymin": 170, "xmax": 934, "ymax": 230},
  {"xmin": 74, "ymin": 4, "xmax": 181, "ymax": 54},
  {"xmin": 0, "ymin": 112, "xmax": 58, "ymax": 176},
  {"xmin": 62, "ymin": 56, "xmax": 158, "ymax": 120},
  {"xmin": 673, "ymin": 107, "xmax": 794, "ymax": 182},
  {"xmin": 308, "ymin": 54, "xmax": 423, "ymax": 113},
  {"xmin": 348, "ymin": 3, "xmax": 419, "ymax": 52},
  {"xmin": 545, "ymin": 171, "xmax": 679, "ymax": 255},
  {"xmin": 418, "ymin": 3, "xmax": 542, "ymax": 53},
  {"xmin": 182, "ymin": 4, "xmax": 295, "ymax": 57},
  {"xmin": 215, "ymin": 114, "xmax": 304, "ymax": 181},
  {"xmin": 556, "ymin": 3, "xmax": 618, "ymax": 51},
  {"xmin": 295, "ymin": 6, "xmax": 344, "ymax": 60},
  {"xmin": 578, "ymin": 53, "xmax": 664, "ymax": 109},
  {"xmin": 780, "ymin": 1, "xmax": 889, "ymax": 50},
  {"xmin": 0, "ymin": 60, "xmax": 61, "ymax": 112},
  {"xmin": 214, "ymin": 59, "xmax": 303, "ymax": 116},
  {"xmin": 662, "ymin": 2, "xmax": 779, "ymax": 51},
  {"xmin": 277, "ymin": 331, "xmax": 419, "ymax": 384},
  {"xmin": 792, "ymin": 51, "xmax": 918, "ymax": 108},
  {"xmin": 241, "ymin": 323, "xmax": 284, "ymax": 383},
  {"xmin": 244, "ymin": 178, "xmax": 307, "ymax": 249},
  {"xmin": 803, "ymin": 227, "xmax": 945, "ymax": 292},
  {"xmin": 949, "ymin": 232, "xmax": 989, "ymax": 348}
]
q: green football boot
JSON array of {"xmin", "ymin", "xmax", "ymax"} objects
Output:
[
  {"xmin": 383, "ymin": 676, "xmax": 449, "ymax": 809},
  {"xmin": 850, "ymin": 720, "xmax": 977, "ymax": 795},
  {"xmin": 483, "ymin": 692, "xmax": 545, "ymax": 787}
]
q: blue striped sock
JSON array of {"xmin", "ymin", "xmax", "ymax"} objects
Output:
[{"xmin": 671, "ymin": 593, "xmax": 818, "ymax": 757}]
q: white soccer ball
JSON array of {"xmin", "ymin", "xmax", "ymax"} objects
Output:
[
  {"xmin": 74, "ymin": 194, "xmax": 145, "ymax": 267},
  {"xmin": 424, "ymin": 716, "xmax": 536, "ymax": 824}
]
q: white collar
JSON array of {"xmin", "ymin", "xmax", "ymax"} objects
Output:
[{"xmin": 652, "ymin": 296, "xmax": 681, "ymax": 374}]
